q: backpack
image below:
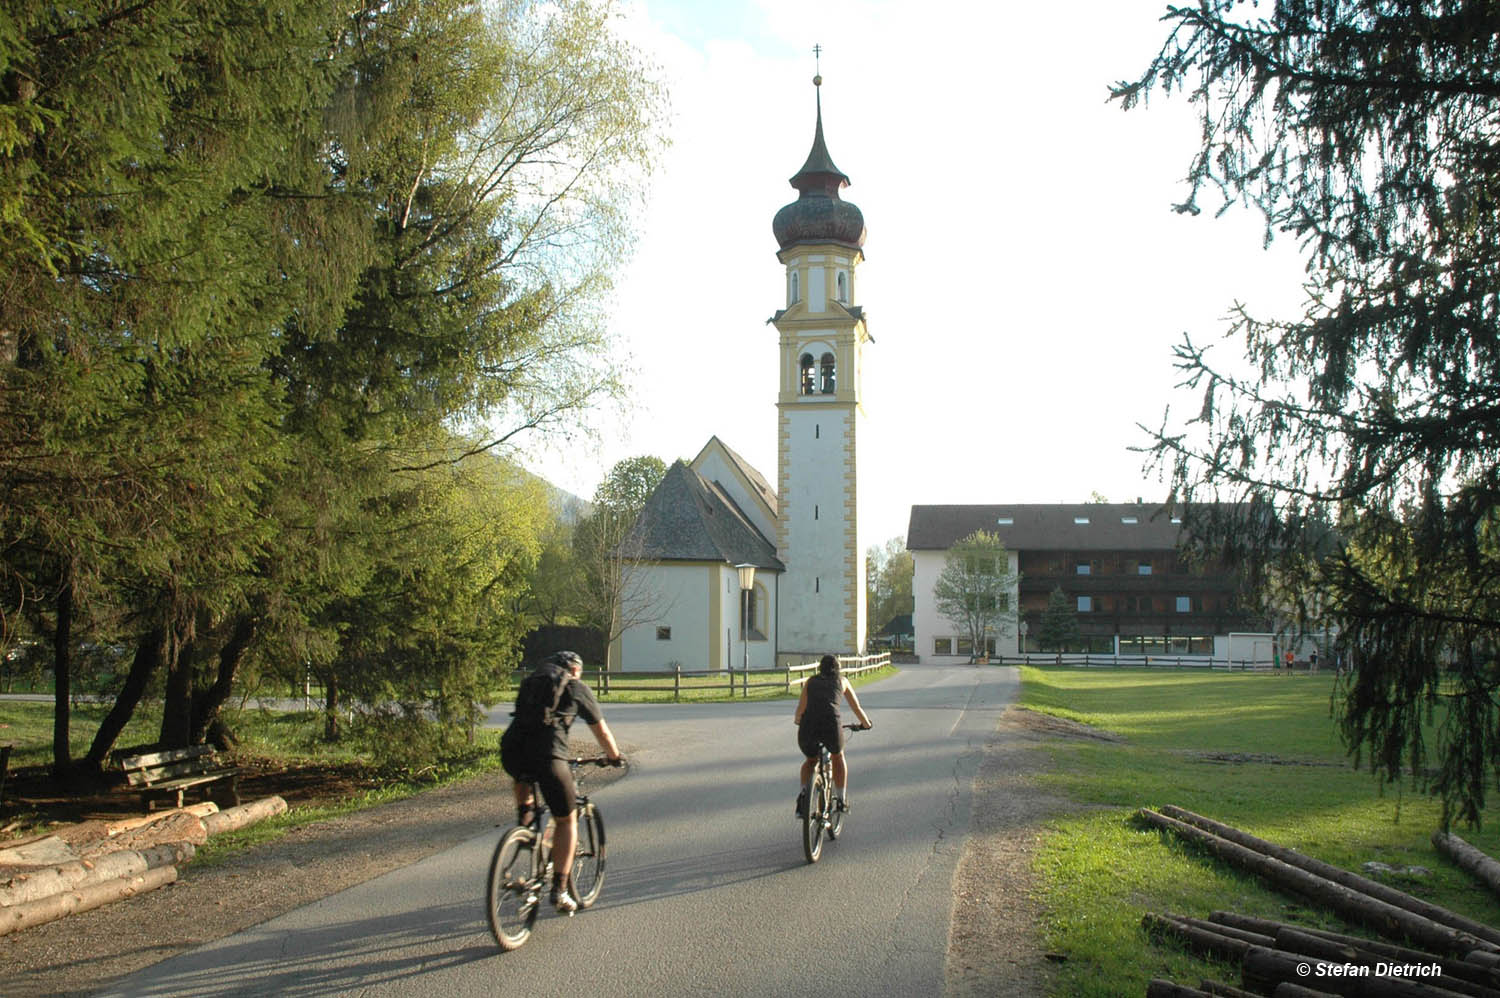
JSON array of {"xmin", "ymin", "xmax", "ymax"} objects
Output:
[{"xmin": 513, "ymin": 662, "xmax": 571, "ymax": 728}]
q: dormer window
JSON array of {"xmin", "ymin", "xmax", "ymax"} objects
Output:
[
  {"xmin": 835, "ymin": 271, "xmax": 848, "ymax": 303},
  {"xmin": 799, "ymin": 353, "xmax": 815, "ymax": 395},
  {"xmin": 819, "ymin": 352, "xmax": 835, "ymax": 394},
  {"xmin": 789, "ymin": 270, "xmax": 800, "ymax": 305}
]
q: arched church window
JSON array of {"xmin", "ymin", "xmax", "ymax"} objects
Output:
[
  {"xmin": 835, "ymin": 271, "xmax": 848, "ymax": 303},
  {"xmin": 819, "ymin": 352, "xmax": 835, "ymax": 394},
  {"xmin": 799, "ymin": 353, "xmax": 815, "ymax": 395},
  {"xmin": 789, "ymin": 270, "xmax": 800, "ymax": 305}
]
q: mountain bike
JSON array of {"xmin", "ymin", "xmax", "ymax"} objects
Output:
[
  {"xmin": 487, "ymin": 757, "xmax": 616, "ymax": 951},
  {"xmin": 802, "ymin": 724, "xmax": 865, "ymax": 863}
]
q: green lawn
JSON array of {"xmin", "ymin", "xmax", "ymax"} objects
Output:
[{"xmin": 1021, "ymin": 666, "xmax": 1500, "ymax": 996}]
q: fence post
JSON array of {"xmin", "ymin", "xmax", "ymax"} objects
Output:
[{"xmin": 674, "ymin": 663, "xmax": 681, "ymax": 702}]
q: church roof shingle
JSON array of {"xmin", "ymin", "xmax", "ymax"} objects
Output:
[{"xmin": 625, "ymin": 461, "xmax": 783, "ymax": 570}]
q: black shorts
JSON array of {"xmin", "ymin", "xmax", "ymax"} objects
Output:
[
  {"xmin": 798, "ymin": 720, "xmax": 844, "ymax": 759},
  {"xmin": 501, "ymin": 731, "xmax": 577, "ymax": 817}
]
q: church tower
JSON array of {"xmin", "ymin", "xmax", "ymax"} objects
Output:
[{"xmin": 770, "ymin": 69, "xmax": 869, "ymax": 661}]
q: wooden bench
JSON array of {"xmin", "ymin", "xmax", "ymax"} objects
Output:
[{"xmin": 116, "ymin": 745, "xmax": 242, "ymax": 811}]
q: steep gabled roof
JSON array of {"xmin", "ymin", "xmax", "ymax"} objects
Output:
[
  {"xmin": 694, "ymin": 435, "xmax": 777, "ymax": 518},
  {"xmin": 624, "ymin": 461, "xmax": 782, "ymax": 570}
]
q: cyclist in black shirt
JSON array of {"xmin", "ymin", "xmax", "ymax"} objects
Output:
[
  {"xmin": 501, "ymin": 651, "xmax": 623, "ymax": 913},
  {"xmin": 793, "ymin": 654, "xmax": 872, "ymax": 817}
]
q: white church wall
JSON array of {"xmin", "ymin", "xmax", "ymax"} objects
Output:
[
  {"xmin": 717, "ymin": 564, "xmax": 777, "ymax": 672},
  {"xmin": 617, "ymin": 563, "xmax": 714, "ymax": 671},
  {"xmin": 616, "ymin": 562, "xmax": 778, "ymax": 672}
]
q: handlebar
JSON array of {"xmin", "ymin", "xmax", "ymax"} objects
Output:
[
  {"xmin": 570, "ymin": 756, "xmax": 627, "ymax": 769},
  {"xmin": 843, "ymin": 723, "xmax": 872, "ymax": 732}
]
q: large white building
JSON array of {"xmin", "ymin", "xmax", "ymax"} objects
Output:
[
  {"xmin": 611, "ymin": 75, "xmax": 871, "ymax": 670},
  {"xmin": 906, "ymin": 503, "xmax": 1267, "ymax": 662}
]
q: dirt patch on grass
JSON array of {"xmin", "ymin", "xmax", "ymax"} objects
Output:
[
  {"xmin": 1009, "ymin": 705, "xmax": 1124, "ymax": 743},
  {"xmin": 1187, "ymin": 751, "xmax": 1343, "ymax": 767},
  {"xmin": 945, "ymin": 705, "xmax": 1085, "ymax": 997}
]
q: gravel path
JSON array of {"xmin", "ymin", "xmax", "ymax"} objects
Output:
[{"xmin": 9, "ymin": 708, "xmax": 1068, "ymax": 998}]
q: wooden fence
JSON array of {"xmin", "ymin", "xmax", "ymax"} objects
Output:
[
  {"xmin": 562, "ymin": 651, "xmax": 894, "ymax": 701},
  {"xmin": 993, "ymin": 653, "xmax": 1305, "ymax": 671}
]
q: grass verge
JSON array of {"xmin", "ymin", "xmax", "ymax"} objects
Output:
[{"xmin": 1022, "ymin": 666, "xmax": 1500, "ymax": 996}]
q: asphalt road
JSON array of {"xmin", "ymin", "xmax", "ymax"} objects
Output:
[{"xmin": 94, "ymin": 662, "xmax": 1018, "ymax": 998}]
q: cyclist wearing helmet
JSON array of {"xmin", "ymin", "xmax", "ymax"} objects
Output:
[
  {"xmin": 793, "ymin": 653, "xmax": 872, "ymax": 817},
  {"xmin": 501, "ymin": 650, "xmax": 623, "ymax": 914}
]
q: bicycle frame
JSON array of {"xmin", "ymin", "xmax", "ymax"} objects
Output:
[
  {"xmin": 802, "ymin": 725, "xmax": 861, "ymax": 863},
  {"xmin": 488, "ymin": 757, "xmax": 614, "ymax": 950}
]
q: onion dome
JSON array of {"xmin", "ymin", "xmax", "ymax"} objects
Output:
[{"xmin": 772, "ymin": 75, "xmax": 866, "ymax": 252}]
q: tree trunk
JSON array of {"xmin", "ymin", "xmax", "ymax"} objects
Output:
[
  {"xmin": 1244, "ymin": 944, "xmax": 1462, "ymax": 997},
  {"xmin": 83, "ymin": 627, "xmax": 165, "ymax": 771},
  {"xmin": 1434, "ymin": 832, "xmax": 1500, "ymax": 901},
  {"xmin": 1146, "ymin": 982, "xmax": 1215, "ymax": 998},
  {"xmin": 1211, "ymin": 911, "xmax": 1500, "ymax": 992},
  {"xmin": 189, "ymin": 613, "xmax": 257, "ymax": 744},
  {"xmin": 50, "ymin": 566, "xmax": 73, "ymax": 779},
  {"xmin": 201, "ymin": 796, "xmax": 287, "ymax": 836},
  {"xmin": 1143, "ymin": 912, "xmax": 1257, "ymax": 962},
  {"xmin": 1137, "ymin": 808, "xmax": 1500, "ymax": 958},
  {"xmin": 158, "ymin": 623, "xmax": 194, "ymax": 749},
  {"xmin": 323, "ymin": 673, "xmax": 340, "ymax": 741},
  {"xmin": 0, "ymin": 841, "xmax": 193, "ymax": 907},
  {"xmin": 1161, "ymin": 805, "xmax": 1500, "ymax": 949},
  {"xmin": 0, "ymin": 866, "xmax": 177, "ymax": 937}
]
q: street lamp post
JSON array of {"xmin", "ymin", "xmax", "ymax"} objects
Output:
[{"xmin": 736, "ymin": 563, "xmax": 756, "ymax": 696}]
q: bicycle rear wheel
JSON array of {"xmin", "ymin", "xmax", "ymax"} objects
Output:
[
  {"xmin": 802, "ymin": 768, "xmax": 827, "ymax": 863},
  {"xmin": 487, "ymin": 826, "xmax": 540, "ymax": 950},
  {"xmin": 828, "ymin": 778, "xmax": 844, "ymax": 840},
  {"xmin": 570, "ymin": 802, "xmax": 607, "ymax": 908}
]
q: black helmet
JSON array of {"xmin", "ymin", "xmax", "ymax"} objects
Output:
[{"xmin": 548, "ymin": 650, "xmax": 583, "ymax": 670}]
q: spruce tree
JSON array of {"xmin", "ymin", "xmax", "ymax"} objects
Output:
[{"xmin": 1119, "ymin": 1, "xmax": 1500, "ymax": 825}]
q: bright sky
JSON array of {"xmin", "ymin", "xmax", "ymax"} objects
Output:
[{"xmin": 514, "ymin": 0, "xmax": 1311, "ymax": 546}]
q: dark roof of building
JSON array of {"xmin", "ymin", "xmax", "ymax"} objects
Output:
[
  {"xmin": 906, "ymin": 503, "xmax": 1204, "ymax": 552},
  {"xmin": 624, "ymin": 461, "xmax": 783, "ymax": 570}
]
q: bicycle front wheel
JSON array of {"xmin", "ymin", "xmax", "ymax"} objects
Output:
[
  {"xmin": 828, "ymin": 787, "xmax": 844, "ymax": 840},
  {"xmin": 571, "ymin": 802, "xmax": 607, "ymax": 908},
  {"xmin": 802, "ymin": 770, "xmax": 826, "ymax": 863},
  {"xmin": 487, "ymin": 826, "xmax": 540, "ymax": 951}
]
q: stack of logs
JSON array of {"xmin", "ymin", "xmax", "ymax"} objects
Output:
[
  {"xmin": 1138, "ymin": 805, "xmax": 1500, "ymax": 997},
  {"xmin": 0, "ymin": 795, "xmax": 286, "ymax": 936}
]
